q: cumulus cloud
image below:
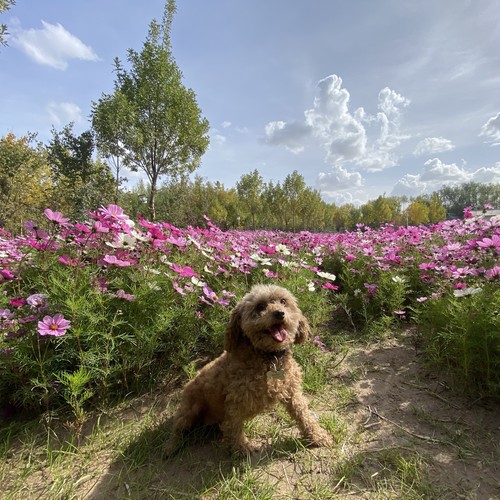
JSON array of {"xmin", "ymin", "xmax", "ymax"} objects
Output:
[
  {"xmin": 420, "ymin": 158, "xmax": 470, "ymax": 183},
  {"xmin": 391, "ymin": 158, "xmax": 500, "ymax": 197},
  {"xmin": 472, "ymin": 163, "xmax": 500, "ymax": 183},
  {"xmin": 480, "ymin": 112, "xmax": 500, "ymax": 145},
  {"xmin": 12, "ymin": 20, "xmax": 99, "ymax": 70},
  {"xmin": 317, "ymin": 165, "xmax": 364, "ymax": 192},
  {"xmin": 47, "ymin": 101, "xmax": 83, "ymax": 125},
  {"xmin": 414, "ymin": 137, "xmax": 455, "ymax": 156},
  {"xmin": 304, "ymin": 75, "xmax": 368, "ymax": 164},
  {"xmin": 264, "ymin": 74, "xmax": 411, "ymax": 199},
  {"xmin": 264, "ymin": 120, "xmax": 311, "ymax": 154},
  {"xmin": 264, "ymin": 74, "xmax": 411, "ymax": 169}
]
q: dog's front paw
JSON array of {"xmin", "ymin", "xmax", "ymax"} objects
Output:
[
  {"xmin": 233, "ymin": 438, "xmax": 261, "ymax": 456},
  {"xmin": 308, "ymin": 430, "xmax": 334, "ymax": 448}
]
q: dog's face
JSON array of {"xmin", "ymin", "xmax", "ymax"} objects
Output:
[{"xmin": 224, "ymin": 284, "xmax": 311, "ymax": 353}]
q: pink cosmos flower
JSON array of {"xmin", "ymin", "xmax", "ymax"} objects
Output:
[
  {"xmin": 113, "ymin": 289, "xmax": 136, "ymax": 301},
  {"xmin": 26, "ymin": 294, "xmax": 48, "ymax": 309},
  {"xmin": 313, "ymin": 335, "xmax": 328, "ymax": 352},
  {"xmin": 102, "ymin": 254, "xmax": 133, "ymax": 267},
  {"xmin": 322, "ymin": 282, "xmax": 339, "ymax": 291},
  {"xmin": 100, "ymin": 204, "xmax": 129, "ymax": 221},
  {"xmin": 170, "ymin": 263, "xmax": 199, "ymax": 277},
  {"xmin": 0, "ymin": 269, "xmax": 15, "ymax": 280},
  {"xmin": 44, "ymin": 209, "xmax": 70, "ymax": 225},
  {"xmin": 0, "ymin": 308, "xmax": 15, "ymax": 320},
  {"xmin": 476, "ymin": 235, "xmax": 500, "ymax": 250},
  {"xmin": 37, "ymin": 313, "xmax": 71, "ymax": 337},
  {"xmin": 485, "ymin": 266, "xmax": 500, "ymax": 279}
]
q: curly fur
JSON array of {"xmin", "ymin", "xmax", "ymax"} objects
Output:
[{"xmin": 166, "ymin": 284, "xmax": 333, "ymax": 454}]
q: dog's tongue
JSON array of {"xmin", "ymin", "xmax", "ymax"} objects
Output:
[{"xmin": 269, "ymin": 325, "xmax": 287, "ymax": 342}]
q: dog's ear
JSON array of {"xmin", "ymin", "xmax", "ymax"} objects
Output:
[
  {"xmin": 224, "ymin": 304, "xmax": 244, "ymax": 352},
  {"xmin": 295, "ymin": 314, "xmax": 311, "ymax": 344}
]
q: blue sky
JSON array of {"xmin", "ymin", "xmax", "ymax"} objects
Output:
[{"xmin": 2, "ymin": 0, "xmax": 500, "ymax": 206}]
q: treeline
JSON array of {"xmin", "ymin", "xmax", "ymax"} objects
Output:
[{"xmin": 1, "ymin": 130, "xmax": 499, "ymax": 233}]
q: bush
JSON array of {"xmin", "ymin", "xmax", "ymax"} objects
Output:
[{"xmin": 1, "ymin": 207, "xmax": 499, "ymax": 419}]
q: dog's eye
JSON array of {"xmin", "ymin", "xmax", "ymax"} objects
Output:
[
  {"xmin": 256, "ymin": 303, "xmax": 266, "ymax": 312},
  {"xmin": 280, "ymin": 298, "xmax": 287, "ymax": 305}
]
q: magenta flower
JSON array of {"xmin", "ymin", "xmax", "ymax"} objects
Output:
[
  {"xmin": 100, "ymin": 204, "xmax": 129, "ymax": 221},
  {"xmin": 44, "ymin": 208, "xmax": 70, "ymax": 225},
  {"xmin": 485, "ymin": 266, "xmax": 500, "ymax": 279},
  {"xmin": 476, "ymin": 235, "xmax": 500, "ymax": 250},
  {"xmin": 0, "ymin": 269, "xmax": 15, "ymax": 280},
  {"xmin": 37, "ymin": 313, "xmax": 71, "ymax": 337},
  {"xmin": 322, "ymin": 282, "xmax": 339, "ymax": 291},
  {"xmin": 170, "ymin": 263, "xmax": 199, "ymax": 277},
  {"xmin": 9, "ymin": 298, "xmax": 26, "ymax": 308}
]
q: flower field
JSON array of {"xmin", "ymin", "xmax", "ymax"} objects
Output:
[{"xmin": 1, "ymin": 205, "xmax": 499, "ymax": 419}]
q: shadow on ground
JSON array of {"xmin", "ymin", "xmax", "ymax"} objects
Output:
[{"xmin": 85, "ymin": 416, "xmax": 307, "ymax": 499}]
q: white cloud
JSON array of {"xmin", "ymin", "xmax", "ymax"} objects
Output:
[
  {"xmin": 264, "ymin": 74, "xmax": 411, "ymax": 173},
  {"xmin": 47, "ymin": 101, "xmax": 83, "ymax": 126},
  {"xmin": 480, "ymin": 112, "xmax": 500, "ymax": 146},
  {"xmin": 305, "ymin": 75, "xmax": 368, "ymax": 164},
  {"xmin": 209, "ymin": 128, "xmax": 226, "ymax": 147},
  {"xmin": 391, "ymin": 174, "xmax": 427, "ymax": 198},
  {"xmin": 472, "ymin": 163, "xmax": 500, "ymax": 183},
  {"xmin": 221, "ymin": 121, "xmax": 232, "ymax": 129},
  {"xmin": 391, "ymin": 158, "xmax": 500, "ymax": 198},
  {"xmin": 317, "ymin": 165, "xmax": 364, "ymax": 192},
  {"xmin": 12, "ymin": 20, "xmax": 99, "ymax": 70},
  {"xmin": 377, "ymin": 87, "xmax": 410, "ymax": 117},
  {"xmin": 414, "ymin": 137, "xmax": 455, "ymax": 156},
  {"xmin": 264, "ymin": 120, "xmax": 311, "ymax": 153},
  {"xmin": 420, "ymin": 158, "xmax": 470, "ymax": 183}
]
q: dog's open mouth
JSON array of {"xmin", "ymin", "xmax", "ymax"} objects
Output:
[{"xmin": 268, "ymin": 325, "xmax": 288, "ymax": 342}]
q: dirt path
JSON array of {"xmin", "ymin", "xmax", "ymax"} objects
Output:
[
  {"xmin": 81, "ymin": 335, "xmax": 499, "ymax": 499},
  {"xmin": 332, "ymin": 336, "xmax": 500, "ymax": 499}
]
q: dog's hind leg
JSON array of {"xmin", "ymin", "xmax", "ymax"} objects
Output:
[{"xmin": 164, "ymin": 394, "xmax": 205, "ymax": 456}]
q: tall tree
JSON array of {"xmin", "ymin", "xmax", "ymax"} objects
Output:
[
  {"xmin": 283, "ymin": 170, "xmax": 306, "ymax": 231},
  {"xmin": 91, "ymin": 0, "xmax": 210, "ymax": 220},
  {"xmin": 0, "ymin": 133, "xmax": 51, "ymax": 231},
  {"xmin": 46, "ymin": 124, "xmax": 114, "ymax": 218},
  {"xmin": 236, "ymin": 169, "xmax": 264, "ymax": 229},
  {"xmin": 90, "ymin": 92, "xmax": 130, "ymax": 202}
]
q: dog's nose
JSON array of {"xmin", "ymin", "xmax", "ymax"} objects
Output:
[{"xmin": 273, "ymin": 310, "xmax": 285, "ymax": 320}]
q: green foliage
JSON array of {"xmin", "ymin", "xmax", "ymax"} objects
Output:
[
  {"xmin": 413, "ymin": 283, "xmax": 500, "ymax": 395},
  {"xmin": 0, "ymin": 133, "xmax": 52, "ymax": 231},
  {"xmin": 46, "ymin": 124, "xmax": 115, "ymax": 219},
  {"xmin": 0, "ymin": 0, "xmax": 15, "ymax": 46},
  {"xmin": 323, "ymin": 253, "xmax": 409, "ymax": 336},
  {"xmin": 91, "ymin": 0, "xmax": 210, "ymax": 220}
]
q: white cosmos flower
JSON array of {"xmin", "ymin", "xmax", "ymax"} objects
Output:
[
  {"xmin": 191, "ymin": 276, "xmax": 206, "ymax": 287},
  {"xmin": 106, "ymin": 233, "xmax": 138, "ymax": 249},
  {"xmin": 307, "ymin": 281, "xmax": 316, "ymax": 292},
  {"xmin": 275, "ymin": 244, "xmax": 291, "ymax": 255},
  {"xmin": 453, "ymin": 287, "xmax": 482, "ymax": 297},
  {"xmin": 317, "ymin": 271, "xmax": 336, "ymax": 281},
  {"xmin": 392, "ymin": 276, "xmax": 406, "ymax": 283}
]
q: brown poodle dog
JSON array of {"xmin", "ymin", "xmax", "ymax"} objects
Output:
[{"xmin": 166, "ymin": 284, "xmax": 333, "ymax": 455}]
